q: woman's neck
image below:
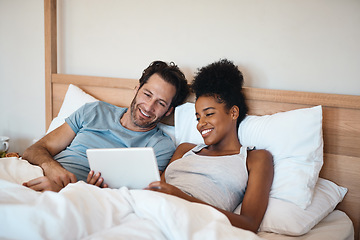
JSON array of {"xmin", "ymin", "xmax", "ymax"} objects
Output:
[{"xmin": 201, "ymin": 133, "xmax": 241, "ymax": 156}]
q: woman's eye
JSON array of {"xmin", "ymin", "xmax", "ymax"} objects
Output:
[{"xmin": 206, "ymin": 113, "xmax": 214, "ymax": 117}]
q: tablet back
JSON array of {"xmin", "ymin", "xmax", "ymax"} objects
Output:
[{"xmin": 86, "ymin": 147, "xmax": 160, "ymax": 189}]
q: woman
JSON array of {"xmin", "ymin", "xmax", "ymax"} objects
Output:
[{"xmin": 89, "ymin": 59, "xmax": 274, "ymax": 233}]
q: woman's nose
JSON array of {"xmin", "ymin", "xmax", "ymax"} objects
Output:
[{"xmin": 197, "ymin": 118, "xmax": 206, "ymax": 127}]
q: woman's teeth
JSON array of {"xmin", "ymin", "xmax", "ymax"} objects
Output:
[{"xmin": 201, "ymin": 129, "xmax": 213, "ymax": 135}]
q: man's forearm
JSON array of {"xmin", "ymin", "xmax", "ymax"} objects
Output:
[
  {"xmin": 22, "ymin": 143, "xmax": 60, "ymax": 172},
  {"xmin": 22, "ymin": 124, "xmax": 77, "ymax": 186}
]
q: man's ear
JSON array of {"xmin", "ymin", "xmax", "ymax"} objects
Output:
[
  {"xmin": 134, "ymin": 84, "xmax": 140, "ymax": 94},
  {"xmin": 165, "ymin": 106, "xmax": 174, "ymax": 117}
]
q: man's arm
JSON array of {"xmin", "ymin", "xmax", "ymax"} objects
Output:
[{"xmin": 22, "ymin": 123, "xmax": 77, "ymax": 187}]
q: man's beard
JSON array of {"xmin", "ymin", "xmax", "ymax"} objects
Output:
[{"xmin": 130, "ymin": 99, "xmax": 162, "ymax": 130}]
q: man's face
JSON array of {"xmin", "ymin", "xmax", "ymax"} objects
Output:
[{"xmin": 130, "ymin": 74, "xmax": 176, "ymax": 131}]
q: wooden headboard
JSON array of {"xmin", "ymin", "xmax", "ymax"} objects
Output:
[{"xmin": 44, "ymin": 1, "xmax": 360, "ymax": 239}]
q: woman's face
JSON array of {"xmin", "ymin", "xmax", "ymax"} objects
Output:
[{"xmin": 195, "ymin": 96, "xmax": 235, "ymax": 146}]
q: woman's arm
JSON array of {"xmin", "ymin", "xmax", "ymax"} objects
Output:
[
  {"xmin": 223, "ymin": 149, "xmax": 273, "ymax": 232},
  {"xmin": 149, "ymin": 149, "xmax": 274, "ymax": 233}
]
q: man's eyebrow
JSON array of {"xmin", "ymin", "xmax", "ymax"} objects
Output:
[
  {"xmin": 158, "ymin": 99, "xmax": 168, "ymax": 105},
  {"xmin": 143, "ymin": 88, "xmax": 170, "ymax": 105},
  {"xmin": 143, "ymin": 88, "xmax": 152, "ymax": 95}
]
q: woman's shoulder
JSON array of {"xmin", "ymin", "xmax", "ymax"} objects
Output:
[
  {"xmin": 176, "ymin": 143, "xmax": 197, "ymax": 154},
  {"xmin": 246, "ymin": 149, "xmax": 273, "ymax": 167},
  {"xmin": 166, "ymin": 143, "xmax": 197, "ymax": 165}
]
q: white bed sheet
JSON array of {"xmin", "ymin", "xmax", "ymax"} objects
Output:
[
  {"xmin": 0, "ymin": 157, "xmax": 354, "ymax": 240},
  {"xmin": 0, "ymin": 157, "xmax": 260, "ymax": 240}
]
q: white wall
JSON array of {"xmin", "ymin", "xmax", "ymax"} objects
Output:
[
  {"xmin": 58, "ymin": 0, "xmax": 360, "ymax": 93},
  {"xmin": 1, "ymin": 0, "xmax": 360, "ymax": 154},
  {"xmin": 0, "ymin": 0, "xmax": 45, "ymax": 154}
]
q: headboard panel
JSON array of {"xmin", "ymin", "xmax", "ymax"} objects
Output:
[
  {"xmin": 44, "ymin": 0, "xmax": 359, "ymax": 238},
  {"xmin": 51, "ymin": 74, "xmax": 138, "ymax": 119}
]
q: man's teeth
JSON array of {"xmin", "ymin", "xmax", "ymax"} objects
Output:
[
  {"xmin": 202, "ymin": 129, "xmax": 212, "ymax": 135},
  {"xmin": 140, "ymin": 109, "xmax": 150, "ymax": 117}
]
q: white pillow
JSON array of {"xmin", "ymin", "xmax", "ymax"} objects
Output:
[
  {"xmin": 174, "ymin": 102, "xmax": 203, "ymax": 146},
  {"xmin": 174, "ymin": 103, "xmax": 323, "ymax": 209},
  {"xmin": 46, "ymin": 84, "xmax": 99, "ymax": 133},
  {"xmin": 234, "ymin": 178, "xmax": 347, "ymax": 236}
]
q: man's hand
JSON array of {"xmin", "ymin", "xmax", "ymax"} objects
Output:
[
  {"xmin": 23, "ymin": 176, "xmax": 63, "ymax": 192},
  {"xmin": 87, "ymin": 170, "xmax": 108, "ymax": 188},
  {"xmin": 22, "ymin": 122, "xmax": 77, "ymax": 190},
  {"xmin": 41, "ymin": 161, "xmax": 77, "ymax": 188},
  {"xmin": 22, "ymin": 163, "xmax": 77, "ymax": 192}
]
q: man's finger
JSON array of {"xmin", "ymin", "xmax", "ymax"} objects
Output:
[{"xmin": 23, "ymin": 177, "xmax": 45, "ymax": 187}]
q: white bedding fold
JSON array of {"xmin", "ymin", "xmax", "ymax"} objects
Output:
[{"xmin": 0, "ymin": 157, "xmax": 262, "ymax": 240}]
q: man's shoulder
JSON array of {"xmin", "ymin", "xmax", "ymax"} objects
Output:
[
  {"xmin": 149, "ymin": 126, "xmax": 175, "ymax": 146},
  {"xmin": 156, "ymin": 123, "xmax": 175, "ymax": 143},
  {"xmin": 85, "ymin": 101, "xmax": 125, "ymax": 111}
]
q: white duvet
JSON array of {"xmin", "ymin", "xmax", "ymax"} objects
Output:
[{"xmin": 0, "ymin": 157, "xmax": 262, "ymax": 240}]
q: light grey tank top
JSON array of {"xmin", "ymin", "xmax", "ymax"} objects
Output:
[{"xmin": 165, "ymin": 144, "xmax": 249, "ymax": 212}]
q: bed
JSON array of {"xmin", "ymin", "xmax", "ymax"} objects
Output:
[{"xmin": 0, "ymin": 0, "xmax": 359, "ymax": 239}]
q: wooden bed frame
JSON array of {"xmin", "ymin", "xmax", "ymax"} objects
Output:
[{"xmin": 44, "ymin": 1, "xmax": 360, "ymax": 239}]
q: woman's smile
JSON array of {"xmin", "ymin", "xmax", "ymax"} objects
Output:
[{"xmin": 201, "ymin": 128, "xmax": 213, "ymax": 137}]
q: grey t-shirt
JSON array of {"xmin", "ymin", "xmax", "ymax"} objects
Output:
[{"xmin": 54, "ymin": 101, "xmax": 175, "ymax": 181}]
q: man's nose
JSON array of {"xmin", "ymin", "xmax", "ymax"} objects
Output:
[{"xmin": 144, "ymin": 99, "xmax": 157, "ymax": 112}]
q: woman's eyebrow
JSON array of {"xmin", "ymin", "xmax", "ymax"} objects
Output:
[
  {"xmin": 203, "ymin": 107, "xmax": 215, "ymax": 111},
  {"xmin": 195, "ymin": 107, "xmax": 215, "ymax": 115}
]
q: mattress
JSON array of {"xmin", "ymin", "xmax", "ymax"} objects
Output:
[{"xmin": 258, "ymin": 210, "xmax": 354, "ymax": 240}]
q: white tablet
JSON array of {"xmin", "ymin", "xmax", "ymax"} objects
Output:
[{"xmin": 86, "ymin": 147, "xmax": 160, "ymax": 189}]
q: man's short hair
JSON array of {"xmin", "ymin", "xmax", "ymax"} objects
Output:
[{"xmin": 139, "ymin": 61, "xmax": 190, "ymax": 109}]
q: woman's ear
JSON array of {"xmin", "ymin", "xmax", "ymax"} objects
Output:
[{"xmin": 231, "ymin": 106, "xmax": 240, "ymax": 120}]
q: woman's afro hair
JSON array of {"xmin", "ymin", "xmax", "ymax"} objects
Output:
[{"xmin": 191, "ymin": 59, "xmax": 248, "ymax": 125}]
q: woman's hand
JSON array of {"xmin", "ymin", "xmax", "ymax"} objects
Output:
[
  {"xmin": 87, "ymin": 170, "xmax": 108, "ymax": 188},
  {"xmin": 145, "ymin": 181, "xmax": 189, "ymax": 200}
]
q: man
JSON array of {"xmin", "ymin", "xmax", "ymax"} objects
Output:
[{"xmin": 22, "ymin": 61, "xmax": 189, "ymax": 192}]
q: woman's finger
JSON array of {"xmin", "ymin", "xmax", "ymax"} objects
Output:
[{"xmin": 87, "ymin": 170, "xmax": 95, "ymax": 183}]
